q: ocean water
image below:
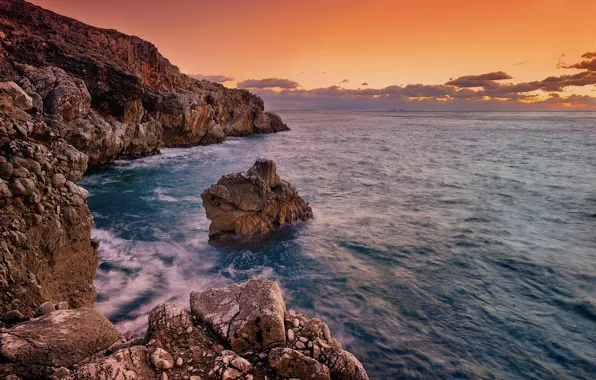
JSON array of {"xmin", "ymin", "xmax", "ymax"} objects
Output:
[{"xmin": 80, "ymin": 111, "xmax": 596, "ymax": 379}]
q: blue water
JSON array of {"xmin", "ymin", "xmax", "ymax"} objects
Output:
[{"xmin": 80, "ymin": 111, "xmax": 596, "ymax": 379}]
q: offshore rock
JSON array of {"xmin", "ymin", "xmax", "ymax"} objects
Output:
[
  {"xmin": 201, "ymin": 159, "xmax": 313, "ymax": 241},
  {"xmin": 190, "ymin": 278, "xmax": 286, "ymax": 353}
]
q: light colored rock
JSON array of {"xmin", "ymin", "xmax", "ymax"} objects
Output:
[
  {"xmin": 150, "ymin": 348, "xmax": 174, "ymax": 370},
  {"xmin": 176, "ymin": 357, "xmax": 184, "ymax": 366},
  {"xmin": 268, "ymin": 347, "xmax": 330, "ymax": 380},
  {"xmin": 69, "ymin": 346, "xmax": 156, "ymax": 379},
  {"xmin": 293, "ymin": 318, "xmax": 300, "ymax": 328},
  {"xmin": 287, "ymin": 329, "xmax": 295, "ymax": 341},
  {"xmin": 190, "ymin": 278, "xmax": 286, "ymax": 353},
  {"xmin": 0, "ymin": 308, "xmax": 119, "ymax": 370},
  {"xmin": 0, "ymin": 82, "xmax": 33, "ymax": 110}
]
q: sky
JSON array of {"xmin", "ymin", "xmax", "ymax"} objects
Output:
[{"xmin": 32, "ymin": 0, "xmax": 596, "ymax": 110}]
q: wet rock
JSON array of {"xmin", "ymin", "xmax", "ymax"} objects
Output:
[
  {"xmin": 268, "ymin": 347, "xmax": 331, "ymax": 380},
  {"xmin": 201, "ymin": 159, "xmax": 313, "ymax": 241},
  {"xmin": 190, "ymin": 278, "xmax": 286, "ymax": 353}
]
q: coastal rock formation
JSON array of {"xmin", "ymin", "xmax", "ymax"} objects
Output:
[
  {"xmin": 0, "ymin": 279, "xmax": 368, "ymax": 380},
  {"xmin": 0, "ymin": 0, "xmax": 289, "ymax": 168},
  {"xmin": 0, "ymin": 0, "xmax": 288, "ymax": 319},
  {"xmin": 201, "ymin": 159, "xmax": 313, "ymax": 241},
  {"xmin": 0, "ymin": 98, "xmax": 96, "ymax": 319},
  {"xmin": 190, "ymin": 278, "xmax": 286, "ymax": 353}
]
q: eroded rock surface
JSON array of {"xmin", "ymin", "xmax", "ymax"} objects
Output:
[
  {"xmin": 0, "ymin": 0, "xmax": 289, "ymax": 321},
  {"xmin": 0, "ymin": 0, "xmax": 288, "ymax": 169},
  {"xmin": 201, "ymin": 159, "xmax": 313, "ymax": 241},
  {"xmin": 0, "ymin": 308, "xmax": 119, "ymax": 379},
  {"xmin": 0, "ymin": 279, "xmax": 368, "ymax": 379},
  {"xmin": 190, "ymin": 278, "xmax": 286, "ymax": 353}
]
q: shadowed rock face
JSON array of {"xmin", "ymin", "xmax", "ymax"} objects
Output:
[
  {"xmin": 202, "ymin": 159, "xmax": 314, "ymax": 241},
  {"xmin": 0, "ymin": 0, "xmax": 289, "ymax": 168}
]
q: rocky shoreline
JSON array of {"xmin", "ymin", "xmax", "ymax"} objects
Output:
[{"xmin": 0, "ymin": 1, "xmax": 368, "ymax": 379}]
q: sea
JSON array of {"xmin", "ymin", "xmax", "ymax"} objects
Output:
[{"xmin": 79, "ymin": 111, "xmax": 596, "ymax": 379}]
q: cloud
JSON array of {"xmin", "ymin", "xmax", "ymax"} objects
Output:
[
  {"xmin": 339, "ymin": 79, "xmax": 349, "ymax": 85},
  {"xmin": 241, "ymin": 50, "xmax": 596, "ymax": 111},
  {"xmin": 188, "ymin": 74, "xmax": 234, "ymax": 83},
  {"xmin": 515, "ymin": 61, "xmax": 528, "ymax": 66},
  {"xmin": 445, "ymin": 71, "xmax": 513, "ymax": 87},
  {"xmin": 562, "ymin": 56, "xmax": 596, "ymax": 71},
  {"xmin": 237, "ymin": 78, "xmax": 300, "ymax": 89}
]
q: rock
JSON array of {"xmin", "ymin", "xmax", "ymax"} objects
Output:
[
  {"xmin": 145, "ymin": 302, "xmax": 193, "ymax": 342},
  {"xmin": 190, "ymin": 278, "xmax": 286, "ymax": 353},
  {"xmin": 11, "ymin": 167, "xmax": 29, "ymax": 178},
  {"xmin": 56, "ymin": 302, "xmax": 69, "ymax": 310},
  {"xmin": 35, "ymin": 301, "xmax": 55, "ymax": 316},
  {"xmin": 287, "ymin": 329, "xmax": 295, "ymax": 341},
  {"xmin": 69, "ymin": 346, "xmax": 156, "ymax": 379},
  {"xmin": 0, "ymin": 308, "xmax": 119, "ymax": 378},
  {"xmin": 201, "ymin": 159, "xmax": 313, "ymax": 241},
  {"xmin": 268, "ymin": 347, "xmax": 331, "ymax": 380},
  {"xmin": 327, "ymin": 350, "xmax": 369, "ymax": 380},
  {"xmin": 0, "ymin": 162, "xmax": 13, "ymax": 179},
  {"xmin": 2, "ymin": 310, "xmax": 24, "ymax": 323},
  {"xmin": 50, "ymin": 367, "xmax": 70, "ymax": 379},
  {"xmin": 0, "ymin": 82, "xmax": 33, "ymax": 111},
  {"xmin": 176, "ymin": 357, "xmax": 184, "ymax": 366},
  {"xmin": 150, "ymin": 348, "xmax": 174, "ymax": 370},
  {"xmin": 51, "ymin": 173, "xmax": 67, "ymax": 188}
]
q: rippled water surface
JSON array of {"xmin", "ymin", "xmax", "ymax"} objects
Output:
[{"xmin": 80, "ymin": 111, "xmax": 596, "ymax": 379}]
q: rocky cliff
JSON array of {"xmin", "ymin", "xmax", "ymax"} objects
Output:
[
  {"xmin": 0, "ymin": 0, "xmax": 288, "ymax": 167},
  {"xmin": 0, "ymin": 0, "xmax": 289, "ymax": 317}
]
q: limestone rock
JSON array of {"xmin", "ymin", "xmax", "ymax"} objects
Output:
[
  {"xmin": 268, "ymin": 347, "xmax": 331, "ymax": 380},
  {"xmin": 201, "ymin": 159, "xmax": 313, "ymax": 241},
  {"xmin": 150, "ymin": 348, "xmax": 174, "ymax": 370},
  {"xmin": 0, "ymin": 308, "xmax": 119, "ymax": 378},
  {"xmin": 327, "ymin": 350, "xmax": 370, "ymax": 380},
  {"xmin": 0, "ymin": 82, "xmax": 33, "ymax": 111},
  {"xmin": 69, "ymin": 346, "xmax": 156, "ymax": 380},
  {"xmin": 190, "ymin": 278, "xmax": 286, "ymax": 353}
]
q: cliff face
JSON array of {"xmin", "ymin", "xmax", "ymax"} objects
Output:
[
  {"xmin": 0, "ymin": 0, "xmax": 289, "ymax": 317},
  {"xmin": 0, "ymin": 0, "xmax": 288, "ymax": 167}
]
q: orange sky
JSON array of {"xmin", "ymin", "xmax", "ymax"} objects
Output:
[{"xmin": 31, "ymin": 0, "xmax": 596, "ymax": 109}]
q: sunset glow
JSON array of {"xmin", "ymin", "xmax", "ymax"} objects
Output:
[{"xmin": 32, "ymin": 0, "xmax": 596, "ymax": 110}]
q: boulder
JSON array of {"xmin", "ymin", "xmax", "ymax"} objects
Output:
[
  {"xmin": 0, "ymin": 82, "xmax": 33, "ymax": 111},
  {"xmin": 268, "ymin": 347, "xmax": 331, "ymax": 380},
  {"xmin": 201, "ymin": 159, "xmax": 313, "ymax": 241},
  {"xmin": 0, "ymin": 308, "xmax": 119, "ymax": 378},
  {"xmin": 190, "ymin": 278, "xmax": 286, "ymax": 353},
  {"xmin": 327, "ymin": 349, "xmax": 370, "ymax": 380}
]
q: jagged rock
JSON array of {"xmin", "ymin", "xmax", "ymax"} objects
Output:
[
  {"xmin": 268, "ymin": 347, "xmax": 331, "ymax": 380},
  {"xmin": 68, "ymin": 346, "xmax": 156, "ymax": 380},
  {"xmin": 0, "ymin": 82, "xmax": 33, "ymax": 111},
  {"xmin": 0, "ymin": 308, "xmax": 120, "ymax": 379},
  {"xmin": 145, "ymin": 303, "xmax": 193, "ymax": 342},
  {"xmin": 327, "ymin": 350, "xmax": 370, "ymax": 380},
  {"xmin": 201, "ymin": 159, "xmax": 313, "ymax": 241},
  {"xmin": 0, "ymin": 0, "xmax": 288, "ymax": 168},
  {"xmin": 190, "ymin": 278, "xmax": 286, "ymax": 353}
]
